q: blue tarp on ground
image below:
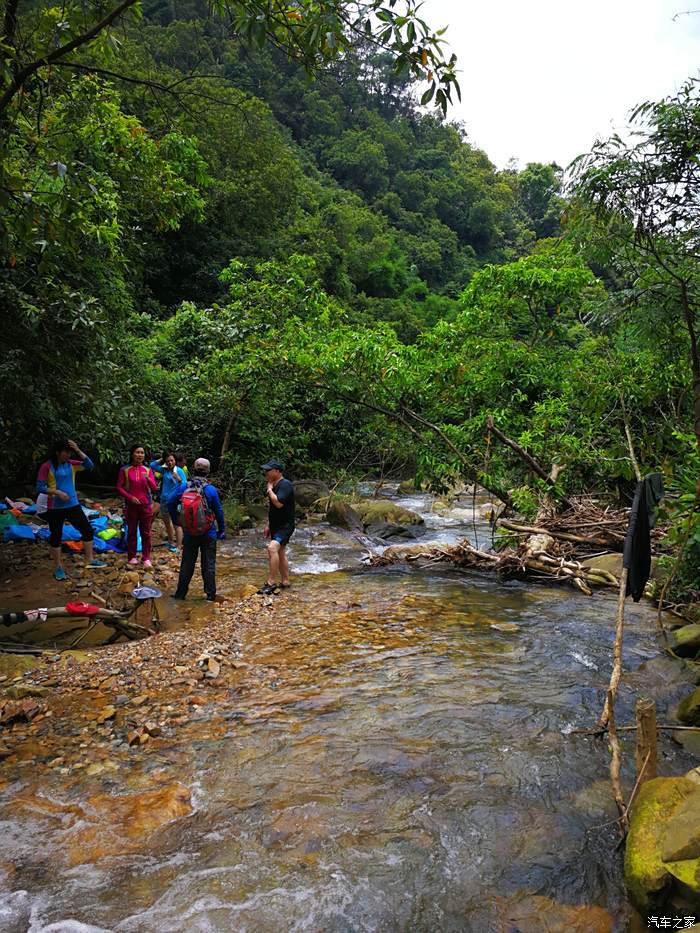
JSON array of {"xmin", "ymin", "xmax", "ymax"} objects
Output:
[
  {"xmin": 3, "ymin": 525, "xmax": 36, "ymax": 541},
  {"xmin": 35, "ymin": 525, "xmax": 82, "ymax": 542}
]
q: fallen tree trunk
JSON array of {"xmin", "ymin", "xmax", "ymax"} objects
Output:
[{"xmin": 369, "ymin": 539, "xmax": 620, "ymax": 594}]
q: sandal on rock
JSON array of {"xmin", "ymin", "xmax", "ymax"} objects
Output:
[{"xmin": 257, "ymin": 583, "xmax": 279, "ymax": 595}]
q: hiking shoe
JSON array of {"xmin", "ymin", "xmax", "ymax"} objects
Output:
[
  {"xmin": 166, "ymin": 543, "xmax": 179, "ymax": 553},
  {"xmin": 87, "ymin": 560, "xmax": 107, "ymax": 569},
  {"xmin": 257, "ymin": 583, "xmax": 279, "ymax": 595},
  {"xmin": 54, "ymin": 567, "xmax": 67, "ymax": 582},
  {"xmin": 279, "ymin": 582, "xmax": 291, "ymax": 589},
  {"xmin": 206, "ymin": 594, "xmax": 226, "ymax": 603},
  {"xmin": 128, "ymin": 558, "xmax": 139, "ymax": 565},
  {"xmin": 143, "ymin": 559, "xmax": 153, "ymax": 569}
]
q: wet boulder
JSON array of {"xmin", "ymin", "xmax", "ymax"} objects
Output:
[
  {"xmin": 325, "ymin": 499, "xmax": 363, "ymax": 531},
  {"xmin": 352, "ymin": 499, "xmax": 424, "ymax": 528},
  {"xmin": 678, "ymin": 686, "xmax": 700, "ymax": 726},
  {"xmin": 670, "ymin": 625, "xmax": 700, "ymax": 658},
  {"xmin": 365, "ymin": 522, "xmax": 425, "ymax": 542},
  {"xmin": 293, "ymin": 479, "xmax": 330, "ymax": 508},
  {"xmin": 625, "ymin": 773, "xmax": 700, "ymax": 911}
]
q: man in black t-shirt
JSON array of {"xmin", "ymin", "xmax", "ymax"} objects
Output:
[{"xmin": 258, "ymin": 459, "xmax": 295, "ymax": 595}]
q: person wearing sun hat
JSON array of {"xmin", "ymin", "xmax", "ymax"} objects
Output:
[{"xmin": 258, "ymin": 459, "xmax": 295, "ymax": 595}]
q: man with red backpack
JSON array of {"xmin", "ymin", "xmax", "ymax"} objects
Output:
[{"xmin": 167, "ymin": 457, "xmax": 225, "ymax": 602}]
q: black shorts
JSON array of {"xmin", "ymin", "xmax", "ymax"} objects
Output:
[
  {"xmin": 46, "ymin": 505, "xmax": 94, "ymax": 549},
  {"xmin": 271, "ymin": 525, "xmax": 294, "ymax": 547}
]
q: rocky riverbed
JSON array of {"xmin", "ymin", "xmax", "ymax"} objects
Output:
[{"xmin": 0, "ymin": 485, "xmax": 698, "ymax": 930}]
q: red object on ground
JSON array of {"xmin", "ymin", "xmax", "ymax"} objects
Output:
[{"xmin": 65, "ymin": 602, "xmax": 101, "ymax": 615}]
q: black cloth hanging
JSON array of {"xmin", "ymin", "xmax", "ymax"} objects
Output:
[{"xmin": 623, "ymin": 473, "xmax": 665, "ymax": 602}]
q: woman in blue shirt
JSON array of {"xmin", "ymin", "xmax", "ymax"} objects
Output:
[
  {"xmin": 36, "ymin": 439, "xmax": 107, "ymax": 581},
  {"xmin": 150, "ymin": 450, "xmax": 186, "ymax": 552}
]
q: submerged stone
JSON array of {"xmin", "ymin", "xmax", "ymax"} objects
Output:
[{"xmin": 495, "ymin": 893, "xmax": 613, "ymax": 932}]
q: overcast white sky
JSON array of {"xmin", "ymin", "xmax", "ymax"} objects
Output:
[{"xmin": 425, "ymin": 0, "xmax": 700, "ymax": 169}]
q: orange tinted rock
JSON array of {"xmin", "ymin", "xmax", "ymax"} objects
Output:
[
  {"xmin": 495, "ymin": 895, "xmax": 613, "ymax": 933},
  {"xmin": 17, "ymin": 783, "xmax": 192, "ymax": 866}
]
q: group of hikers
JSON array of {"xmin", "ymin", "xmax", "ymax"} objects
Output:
[{"xmin": 36, "ymin": 439, "xmax": 295, "ymax": 601}]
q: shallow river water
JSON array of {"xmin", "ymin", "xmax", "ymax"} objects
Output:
[{"xmin": 0, "ymin": 488, "xmax": 695, "ymax": 931}]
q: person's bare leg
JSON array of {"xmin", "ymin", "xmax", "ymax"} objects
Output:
[
  {"xmin": 266, "ymin": 540, "xmax": 280, "ymax": 584},
  {"xmin": 175, "ymin": 524, "xmax": 183, "ymax": 549},
  {"xmin": 162, "ymin": 512, "xmax": 175, "ymax": 546},
  {"xmin": 84, "ymin": 540, "xmax": 94, "ymax": 563},
  {"xmin": 279, "ymin": 546, "xmax": 290, "ymax": 586},
  {"xmin": 50, "ymin": 546, "xmax": 62, "ymax": 572}
]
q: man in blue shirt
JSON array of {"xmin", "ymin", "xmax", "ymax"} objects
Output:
[{"xmin": 167, "ymin": 457, "xmax": 225, "ymax": 602}]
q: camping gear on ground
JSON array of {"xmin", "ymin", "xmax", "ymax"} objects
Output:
[
  {"xmin": 97, "ymin": 528, "xmax": 120, "ymax": 541},
  {"xmin": 3, "ymin": 525, "xmax": 35, "ymax": 542},
  {"xmin": 0, "ymin": 513, "xmax": 18, "ymax": 531}
]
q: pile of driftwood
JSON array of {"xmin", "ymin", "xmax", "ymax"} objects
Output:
[{"xmin": 369, "ymin": 500, "xmax": 651, "ymax": 595}]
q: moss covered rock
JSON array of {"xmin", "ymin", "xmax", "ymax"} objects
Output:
[
  {"xmin": 353, "ymin": 499, "xmax": 424, "ymax": 528},
  {"xmin": 625, "ymin": 775, "xmax": 700, "ymax": 911},
  {"xmin": 397, "ymin": 479, "xmax": 418, "ymax": 494},
  {"xmin": 678, "ymin": 687, "xmax": 700, "ymax": 726},
  {"xmin": 325, "ymin": 499, "xmax": 363, "ymax": 531},
  {"xmin": 671, "ymin": 625, "xmax": 700, "ymax": 658}
]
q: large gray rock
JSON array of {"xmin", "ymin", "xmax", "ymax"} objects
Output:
[
  {"xmin": 293, "ymin": 479, "xmax": 330, "ymax": 508},
  {"xmin": 365, "ymin": 522, "xmax": 426, "ymax": 542},
  {"xmin": 326, "ymin": 499, "xmax": 363, "ymax": 531}
]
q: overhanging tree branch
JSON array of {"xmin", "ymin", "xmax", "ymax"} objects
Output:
[{"xmin": 0, "ymin": 0, "xmax": 139, "ymax": 113}]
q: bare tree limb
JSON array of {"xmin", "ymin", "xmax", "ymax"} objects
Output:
[{"xmin": 486, "ymin": 415, "xmax": 574, "ymax": 510}]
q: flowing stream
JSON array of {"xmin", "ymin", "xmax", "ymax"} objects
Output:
[{"xmin": 0, "ymin": 486, "xmax": 695, "ymax": 931}]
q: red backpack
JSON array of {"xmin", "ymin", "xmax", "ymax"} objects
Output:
[{"xmin": 179, "ymin": 480, "xmax": 214, "ymax": 535}]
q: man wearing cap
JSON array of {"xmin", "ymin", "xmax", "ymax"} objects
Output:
[
  {"xmin": 258, "ymin": 459, "xmax": 295, "ymax": 595},
  {"xmin": 167, "ymin": 457, "xmax": 226, "ymax": 602}
]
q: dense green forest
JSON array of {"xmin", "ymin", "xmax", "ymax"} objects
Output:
[{"xmin": 1, "ymin": 0, "xmax": 699, "ymax": 595}]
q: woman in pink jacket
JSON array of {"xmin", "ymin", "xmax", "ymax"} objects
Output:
[{"xmin": 116, "ymin": 445, "xmax": 158, "ymax": 567}]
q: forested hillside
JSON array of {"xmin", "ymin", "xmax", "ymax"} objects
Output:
[{"xmin": 2, "ymin": 0, "xmax": 699, "ymax": 595}]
